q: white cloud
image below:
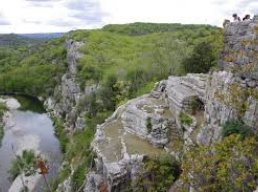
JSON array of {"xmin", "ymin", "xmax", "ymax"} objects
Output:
[
  {"xmin": 100, "ymin": 0, "xmax": 256, "ymax": 26},
  {"xmin": 0, "ymin": 0, "xmax": 257, "ymax": 33}
]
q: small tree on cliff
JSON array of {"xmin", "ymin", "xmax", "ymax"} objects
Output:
[{"xmin": 182, "ymin": 41, "xmax": 216, "ymax": 73}]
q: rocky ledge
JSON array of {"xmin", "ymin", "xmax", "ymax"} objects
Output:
[{"xmin": 85, "ymin": 73, "xmax": 210, "ymax": 192}]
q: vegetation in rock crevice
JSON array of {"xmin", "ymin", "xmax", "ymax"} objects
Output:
[
  {"xmin": 0, "ymin": 102, "xmax": 6, "ymax": 146},
  {"xmin": 146, "ymin": 117, "xmax": 152, "ymax": 133},
  {"xmin": 179, "ymin": 112, "xmax": 193, "ymax": 126}
]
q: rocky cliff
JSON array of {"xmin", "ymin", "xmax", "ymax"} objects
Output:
[
  {"xmin": 45, "ymin": 40, "xmax": 97, "ymax": 130},
  {"xmin": 84, "ymin": 18, "xmax": 258, "ymax": 191}
]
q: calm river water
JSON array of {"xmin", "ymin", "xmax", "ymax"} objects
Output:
[{"xmin": 0, "ymin": 98, "xmax": 61, "ymax": 192}]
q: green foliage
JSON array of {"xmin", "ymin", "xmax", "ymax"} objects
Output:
[
  {"xmin": 0, "ymin": 102, "xmax": 6, "ymax": 146},
  {"xmin": 99, "ymin": 74, "xmax": 119, "ymax": 111},
  {"xmin": 0, "ymin": 34, "xmax": 43, "ymax": 47},
  {"xmin": 53, "ymin": 117, "xmax": 69, "ymax": 153},
  {"xmin": 103, "ymin": 22, "xmax": 219, "ymax": 36},
  {"xmin": 53, "ymin": 111, "xmax": 108, "ymax": 191},
  {"xmin": 74, "ymin": 24, "xmax": 222, "ymax": 103},
  {"xmin": 71, "ymin": 164, "xmax": 86, "ymax": 191},
  {"xmin": 0, "ymin": 124, "xmax": 4, "ymax": 146},
  {"xmin": 179, "ymin": 112, "xmax": 193, "ymax": 126},
  {"xmin": 131, "ymin": 155, "xmax": 181, "ymax": 192},
  {"xmin": 68, "ymin": 129, "xmax": 97, "ymax": 191},
  {"xmin": 0, "ymin": 102, "xmax": 6, "ymax": 117},
  {"xmin": 181, "ymin": 135, "xmax": 258, "ymax": 192},
  {"xmin": 14, "ymin": 95, "xmax": 45, "ymax": 113},
  {"xmin": 146, "ymin": 117, "xmax": 152, "ymax": 133},
  {"xmin": 0, "ymin": 38, "xmax": 66, "ymax": 98},
  {"xmin": 71, "ymin": 160, "xmax": 89, "ymax": 191},
  {"xmin": 182, "ymin": 41, "xmax": 217, "ymax": 73},
  {"xmin": 222, "ymin": 120, "xmax": 253, "ymax": 139},
  {"xmin": 8, "ymin": 150, "xmax": 37, "ymax": 181}
]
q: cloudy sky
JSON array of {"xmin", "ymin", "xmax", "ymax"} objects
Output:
[{"xmin": 0, "ymin": 0, "xmax": 257, "ymax": 33}]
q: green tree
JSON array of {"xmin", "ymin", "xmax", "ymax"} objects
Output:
[
  {"xmin": 131, "ymin": 155, "xmax": 181, "ymax": 192},
  {"xmin": 182, "ymin": 41, "xmax": 216, "ymax": 73},
  {"xmin": 222, "ymin": 120, "xmax": 253, "ymax": 139}
]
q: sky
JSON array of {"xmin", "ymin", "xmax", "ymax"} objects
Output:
[{"xmin": 0, "ymin": 0, "xmax": 257, "ymax": 33}]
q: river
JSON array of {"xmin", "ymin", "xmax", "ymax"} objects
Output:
[{"xmin": 0, "ymin": 97, "xmax": 62, "ymax": 192}]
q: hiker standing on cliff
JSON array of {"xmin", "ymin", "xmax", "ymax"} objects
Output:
[
  {"xmin": 233, "ymin": 13, "xmax": 241, "ymax": 22},
  {"xmin": 243, "ymin": 14, "xmax": 251, "ymax": 21}
]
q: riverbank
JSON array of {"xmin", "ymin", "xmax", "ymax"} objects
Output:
[
  {"xmin": 0, "ymin": 97, "xmax": 61, "ymax": 192},
  {"xmin": 0, "ymin": 97, "xmax": 20, "ymax": 145}
]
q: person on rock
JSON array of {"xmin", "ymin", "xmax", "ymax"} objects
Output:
[
  {"xmin": 243, "ymin": 14, "xmax": 251, "ymax": 21},
  {"xmin": 232, "ymin": 13, "xmax": 241, "ymax": 22}
]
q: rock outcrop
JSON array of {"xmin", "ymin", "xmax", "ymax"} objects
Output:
[
  {"xmin": 85, "ymin": 73, "xmax": 209, "ymax": 191},
  {"xmin": 198, "ymin": 18, "xmax": 258, "ymax": 145}
]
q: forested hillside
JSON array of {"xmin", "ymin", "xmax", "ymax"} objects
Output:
[{"xmin": 0, "ymin": 23, "xmax": 222, "ymax": 99}]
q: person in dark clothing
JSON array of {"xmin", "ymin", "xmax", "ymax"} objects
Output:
[
  {"xmin": 232, "ymin": 13, "xmax": 241, "ymax": 22},
  {"xmin": 243, "ymin": 14, "xmax": 251, "ymax": 21}
]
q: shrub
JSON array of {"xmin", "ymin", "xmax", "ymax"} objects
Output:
[
  {"xmin": 132, "ymin": 155, "xmax": 181, "ymax": 192},
  {"xmin": 71, "ymin": 163, "xmax": 87, "ymax": 191},
  {"xmin": 179, "ymin": 112, "xmax": 193, "ymax": 126},
  {"xmin": 53, "ymin": 117, "xmax": 69, "ymax": 153},
  {"xmin": 222, "ymin": 120, "xmax": 253, "ymax": 139},
  {"xmin": 182, "ymin": 41, "xmax": 216, "ymax": 73},
  {"xmin": 8, "ymin": 150, "xmax": 37, "ymax": 181},
  {"xmin": 181, "ymin": 135, "xmax": 258, "ymax": 192}
]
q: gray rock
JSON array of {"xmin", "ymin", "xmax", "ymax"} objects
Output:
[
  {"xmin": 247, "ymin": 80, "xmax": 256, "ymax": 88},
  {"xmin": 244, "ymin": 97, "xmax": 258, "ymax": 131},
  {"xmin": 222, "ymin": 19, "xmax": 258, "ymax": 80}
]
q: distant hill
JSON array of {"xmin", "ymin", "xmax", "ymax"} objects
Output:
[
  {"xmin": 19, "ymin": 33, "xmax": 64, "ymax": 40},
  {"xmin": 0, "ymin": 34, "xmax": 36, "ymax": 47},
  {"xmin": 0, "ymin": 33, "xmax": 64, "ymax": 47},
  {"xmin": 103, "ymin": 22, "xmax": 219, "ymax": 36}
]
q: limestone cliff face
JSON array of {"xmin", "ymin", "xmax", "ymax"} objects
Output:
[
  {"xmin": 85, "ymin": 18, "xmax": 258, "ymax": 192},
  {"xmin": 198, "ymin": 18, "xmax": 258, "ymax": 145},
  {"xmin": 45, "ymin": 40, "xmax": 97, "ymax": 130}
]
